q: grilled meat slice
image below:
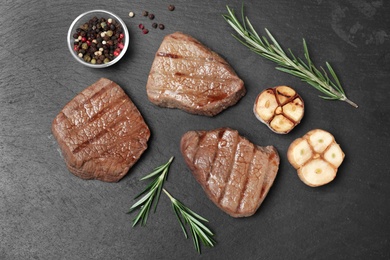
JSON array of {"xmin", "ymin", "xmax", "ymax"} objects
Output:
[
  {"xmin": 146, "ymin": 32, "xmax": 245, "ymax": 116},
  {"xmin": 52, "ymin": 78, "xmax": 150, "ymax": 182},
  {"xmin": 181, "ymin": 128, "xmax": 279, "ymax": 217}
]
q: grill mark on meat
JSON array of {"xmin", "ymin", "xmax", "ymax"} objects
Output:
[
  {"xmin": 192, "ymin": 131, "xmax": 220, "ymax": 188},
  {"xmin": 98, "ymin": 134, "xmax": 147, "ymax": 162},
  {"xmin": 78, "ymin": 116, "xmax": 146, "ymax": 157},
  {"xmin": 157, "ymin": 52, "xmax": 181, "ymax": 59},
  {"xmin": 236, "ymin": 145, "xmax": 257, "ymax": 214},
  {"xmin": 148, "ymin": 74, "xmax": 237, "ymax": 101},
  {"xmin": 204, "ymin": 134, "xmax": 219, "ymax": 186},
  {"xmin": 174, "ymin": 72, "xmax": 186, "ymax": 77},
  {"xmin": 71, "ymin": 111, "xmax": 128, "ymax": 154},
  {"xmin": 238, "ymin": 148, "xmax": 265, "ymax": 214},
  {"xmin": 148, "ymin": 79, "xmax": 238, "ymax": 94},
  {"xmin": 72, "ymin": 102, "xmax": 143, "ymax": 158},
  {"xmin": 204, "ymin": 129, "xmax": 225, "ymax": 191},
  {"xmin": 220, "ymin": 138, "xmax": 255, "ymax": 212},
  {"xmin": 86, "ymin": 97, "xmax": 127, "ymax": 123},
  {"xmin": 259, "ymin": 153, "xmax": 274, "ymax": 199},
  {"xmin": 81, "ymin": 111, "xmax": 147, "ymax": 160},
  {"xmin": 62, "ymin": 84, "xmax": 124, "ymax": 128},
  {"xmin": 87, "ymin": 83, "xmax": 113, "ymax": 103},
  {"xmin": 205, "ymin": 129, "xmax": 234, "ymax": 200},
  {"xmin": 74, "ymin": 83, "xmax": 114, "ymax": 115},
  {"xmin": 259, "ymin": 186, "xmax": 266, "ymax": 199},
  {"xmin": 150, "ymin": 57, "xmax": 235, "ymax": 79},
  {"xmin": 205, "ymin": 149, "xmax": 217, "ymax": 186},
  {"xmin": 55, "ymin": 111, "xmax": 68, "ymax": 124},
  {"xmin": 68, "ymin": 97, "xmax": 129, "ymax": 153},
  {"xmin": 154, "ymin": 55, "xmax": 227, "ymax": 65},
  {"xmin": 216, "ymin": 130, "xmax": 239, "ymax": 203}
]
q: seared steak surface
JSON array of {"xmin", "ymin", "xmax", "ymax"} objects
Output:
[
  {"xmin": 146, "ymin": 32, "xmax": 245, "ymax": 116},
  {"xmin": 52, "ymin": 78, "xmax": 150, "ymax": 182},
  {"xmin": 181, "ymin": 128, "xmax": 279, "ymax": 217}
]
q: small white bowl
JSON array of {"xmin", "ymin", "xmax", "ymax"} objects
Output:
[{"xmin": 67, "ymin": 10, "xmax": 129, "ymax": 68}]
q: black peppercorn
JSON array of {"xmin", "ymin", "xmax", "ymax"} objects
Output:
[
  {"xmin": 81, "ymin": 23, "xmax": 88, "ymax": 30},
  {"xmin": 89, "ymin": 46, "xmax": 97, "ymax": 53},
  {"xmin": 72, "ymin": 16, "xmax": 125, "ymax": 65},
  {"xmin": 148, "ymin": 13, "xmax": 155, "ymax": 20},
  {"xmin": 142, "ymin": 10, "xmax": 148, "ymax": 16},
  {"xmin": 152, "ymin": 23, "xmax": 157, "ymax": 29},
  {"xmin": 158, "ymin": 24, "xmax": 165, "ymax": 30}
]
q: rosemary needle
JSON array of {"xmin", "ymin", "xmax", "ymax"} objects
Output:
[
  {"xmin": 128, "ymin": 156, "xmax": 216, "ymax": 253},
  {"xmin": 223, "ymin": 5, "xmax": 358, "ymax": 108},
  {"xmin": 128, "ymin": 156, "xmax": 174, "ymax": 227},
  {"xmin": 163, "ymin": 188, "xmax": 216, "ymax": 254}
]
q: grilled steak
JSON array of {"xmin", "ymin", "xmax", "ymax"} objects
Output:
[
  {"xmin": 146, "ymin": 32, "xmax": 246, "ymax": 116},
  {"xmin": 52, "ymin": 78, "xmax": 150, "ymax": 182},
  {"xmin": 180, "ymin": 128, "xmax": 279, "ymax": 217}
]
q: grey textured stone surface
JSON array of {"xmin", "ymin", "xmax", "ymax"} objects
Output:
[{"xmin": 1, "ymin": 0, "xmax": 389, "ymax": 259}]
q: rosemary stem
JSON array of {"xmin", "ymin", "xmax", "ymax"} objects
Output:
[
  {"xmin": 163, "ymin": 188, "xmax": 172, "ymax": 199},
  {"xmin": 341, "ymin": 96, "xmax": 359, "ymax": 108},
  {"xmin": 273, "ymin": 46, "xmax": 358, "ymax": 108},
  {"xmin": 224, "ymin": 5, "xmax": 358, "ymax": 109}
]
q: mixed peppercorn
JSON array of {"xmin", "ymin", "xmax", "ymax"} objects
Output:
[
  {"xmin": 130, "ymin": 4, "xmax": 174, "ymax": 34},
  {"xmin": 71, "ymin": 5, "xmax": 176, "ymax": 64},
  {"xmin": 72, "ymin": 17, "xmax": 125, "ymax": 64}
]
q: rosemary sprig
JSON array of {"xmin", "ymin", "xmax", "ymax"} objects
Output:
[
  {"xmin": 128, "ymin": 156, "xmax": 216, "ymax": 253},
  {"xmin": 127, "ymin": 156, "xmax": 174, "ymax": 227},
  {"xmin": 163, "ymin": 188, "xmax": 216, "ymax": 254},
  {"xmin": 223, "ymin": 5, "xmax": 358, "ymax": 108}
]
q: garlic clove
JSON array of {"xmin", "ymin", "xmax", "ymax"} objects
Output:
[
  {"xmin": 287, "ymin": 138, "xmax": 313, "ymax": 169},
  {"xmin": 270, "ymin": 115, "xmax": 294, "ymax": 134},
  {"xmin": 283, "ymin": 98, "xmax": 304, "ymax": 122},
  {"xmin": 307, "ymin": 129, "xmax": 334, "ymax": 153},
  {"xmin": 275, "ymin": 86, "xmax": 296, "ymax": 105},
  {"xmin": 254, "ymin": 89, "xmax": 278, "ymax": 122},
  {"xmin": 324, "ymin": 143, "xmax": 345, "ymax": 168},
  {"xmin": 298, "ymin": 159, "xmax": 337, "ymax": 187}
]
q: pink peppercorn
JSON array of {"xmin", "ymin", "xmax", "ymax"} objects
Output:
[
  {"xmin": 81, "ymin": 37, "xmax": 87, "ymax": 42},
  {"xmin": 113, "ymin": 50, "xmax": 120, "ymax": 56},
  {"xmin": 119, "ymin": 33, "xmax": 124, "ymax": 39},
  {"xmin": 142, "ymin": 29, "xmax": 149, "ymax": 34},
  {"xmin": 138, "ymin": 24, "xmax": 144, "ymax": 29},
  {"xmin": 118, "ymin": 43, "xmax": 124, "ymax": 49}
]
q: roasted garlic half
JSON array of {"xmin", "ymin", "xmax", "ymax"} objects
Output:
[
  {"xmin": 253, "ymin": 86, "xmax": 304, "ymax": 134},
  {"xmin": 287, "ymin": 129, "xmax": 345, "ymax": 187}
]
